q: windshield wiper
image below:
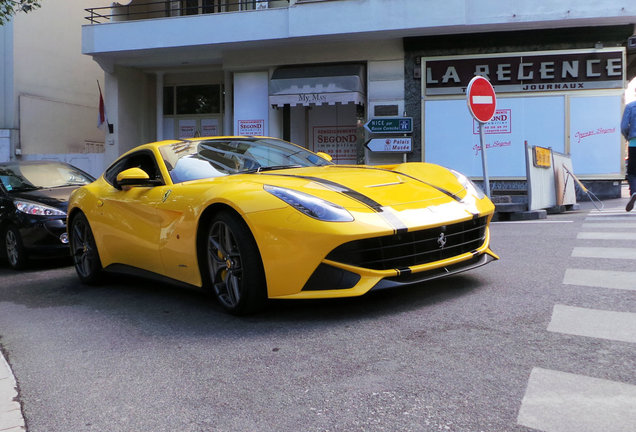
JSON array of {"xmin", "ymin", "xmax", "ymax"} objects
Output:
[
  {"xmin": 241, "ymin": 165, "xmax": 303, "ymax": 174},
  {"xmin": 10, "ymin": 185, "xmax": 41, "ymax": 192}
]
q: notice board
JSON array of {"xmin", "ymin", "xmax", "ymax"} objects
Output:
[
  {"xmin": 424, "ymin": 96, "xmax": 565, "ymax": 177},
  {"xmin": 568, "ymin": 95, "xmax": 622, "ymax": 176}
]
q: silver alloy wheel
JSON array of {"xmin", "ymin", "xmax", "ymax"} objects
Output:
[
  {"xmin": 5, "ymin": 229, "xmax": 19, "ymax": 267},
  {"xmin": 71, "ymin": 216, "xmax": 96, "ymax": 279},
  {"xmin": 208, "ymin": 220, "xmax": 243, "ymax": 309}
]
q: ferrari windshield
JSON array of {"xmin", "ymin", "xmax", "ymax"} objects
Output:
[
  {"xmin": 0, "ymin": 162, "xmax": 94, "ymax": 192},
  {"xmin": 159, "ymin": 137, "xmax": 332, "ymax": 183}
]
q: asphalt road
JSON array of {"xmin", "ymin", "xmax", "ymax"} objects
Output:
[{"xmin": 0, "ymin": 199, "xmax": 634, "ymax": 432}]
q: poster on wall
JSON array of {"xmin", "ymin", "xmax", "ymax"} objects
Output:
[
  {"xmin": 424, "ymin": 96, "xmax": 565, "ymax": 177},
  {"xmin": 569, "ymin": 95, "xmax": 622, "ymax": 176},
  {"xmin": 201, "ymin": 119, "xmax": 219, "ymax": 137},
  {"xmin": 312, "ymin": 125, "xmax": 358, "ymax": 164},
  {"xmin": 237, "ymin": 119, "xmax": 265, "ymax": 136},
  {"xmin": 178, "ymin": 119, "xmax": 197, "ymax": 138}
]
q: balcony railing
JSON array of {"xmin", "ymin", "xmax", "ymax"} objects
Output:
[{"xmin": 85, "ymin": 0, "xmax": 291, "ymax": 24}]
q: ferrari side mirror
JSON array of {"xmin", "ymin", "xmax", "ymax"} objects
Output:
[{"xmin": 116, "ymin": 167, "xmax": 157, "ymax": 189}]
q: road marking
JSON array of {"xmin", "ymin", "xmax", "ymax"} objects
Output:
[
  {"xmin": 588, "ymin": 210, "xmax": 633, "ymax": 215},
  {"xmin": 547, "ymin": 304, "xmax": 636, "ymax": 343},
  {"xmin": 572, "ymin": 246, "xmax": 636, "ymax": 260},
  {"xmin": 517, "ymin": 367, "xmax": 636, "ymax": 432},
  {"xmin": 583, "ymin": 222, "xmax": 636, "ymax": 228},
  {"xmin": 585, "ymin": 215, "xmax": 636, "ymax": 221},
  {"xmin": 577, "ymin": 232, "xmax": 636, "ymax": 240},
  {"xmin": 563, "ymin": 268, "xmax": 636, "ymax": 291}
]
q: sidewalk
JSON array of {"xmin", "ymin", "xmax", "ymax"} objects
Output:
[{"xmin": 0, "ymin": 350, "xmax": 25, "ymax": 432}]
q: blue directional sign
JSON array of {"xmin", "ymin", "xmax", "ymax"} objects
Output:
[{"xmin": 364, "ymin": 117, "xmax": 413, "ymax": 134}]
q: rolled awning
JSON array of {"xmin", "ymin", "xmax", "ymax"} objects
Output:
[{"xmin": 269, "ymin": 64, "xmax": 365, "ymax": 107}]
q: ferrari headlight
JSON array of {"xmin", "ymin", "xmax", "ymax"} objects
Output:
[
  {"xmin": 14, "ymin": 200, "xmax": 66, "ymax": 216},
  {"xmin": 264, "ymin": 185, "xmax": 354, "ymax": 222},
  {"xmin": 450, "ymin": 170, "xmax": 486, "ymax": 200}
]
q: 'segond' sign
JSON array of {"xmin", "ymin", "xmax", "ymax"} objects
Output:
[{"xmin": 466, "ymin": 76, "xmax": 496, "ymax": 123}]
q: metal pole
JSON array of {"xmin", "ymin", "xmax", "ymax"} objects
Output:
[{"xmin": 479, "ymin": 122, "xmax": 490, "ymax": 198}]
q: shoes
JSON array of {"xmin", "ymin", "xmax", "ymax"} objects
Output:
[{"xmin": 627, "ymin": 193, "xmax": 636, "ymax": 212}]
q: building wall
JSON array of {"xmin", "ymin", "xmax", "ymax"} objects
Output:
[
  {"xmin": 104, "ymin": 66, "xmax": 157, "ymax": 167},
  {"xmin": 12, "ymin": 0, "xmax": 105, "ymax": 156},
  {"xmin": 365, "ymin": 59, "xmax": 406, "ymax": 165}
]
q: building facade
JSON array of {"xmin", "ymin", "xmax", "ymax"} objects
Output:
[
  {"xmin": 82, "ymin": 0, "xmax": 636, "ymax": 196},
  {"xmin": 0, "ymin": 0, "xmax": 106, "ymax": 176}
]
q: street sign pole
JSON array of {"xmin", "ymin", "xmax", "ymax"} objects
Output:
[
  {"xmin": 479, "ymin": 123, "xmax": 490, "ymax": 198},
  {"xmin": 466, "ymin": 76, "xmax": 497, "ymax": 198}
]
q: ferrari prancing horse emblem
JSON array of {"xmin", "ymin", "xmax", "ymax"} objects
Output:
[{"xmin": 437, "ymin": 232, "xmax": 447, "ymax": 249}]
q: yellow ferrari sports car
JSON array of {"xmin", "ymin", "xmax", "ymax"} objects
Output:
[{"xmin": 67, "ymin": 137, "xmax": 498, "ymax": 314}]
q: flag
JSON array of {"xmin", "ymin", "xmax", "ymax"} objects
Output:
[{"xmin": 97, "ymin": 81, "xmax": 107, "ymax": 129}]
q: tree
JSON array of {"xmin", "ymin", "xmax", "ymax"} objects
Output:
[{"xmin": 0, "ymin": 0, "xmax": 41, "ymax": 25}]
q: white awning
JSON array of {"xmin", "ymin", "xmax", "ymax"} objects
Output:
[{"xmin": 269, "ymin": 64, "xmax": 365, "ymax": 107}]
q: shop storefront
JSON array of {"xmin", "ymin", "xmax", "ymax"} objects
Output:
[
  {"xmin": 403, "ymin": 25, "xmax": 635, "ymax": 198},
  {"xmin": 161, "ymin": 72, "xmax": 225, "ymax": 139},
  {"xmin": 421, "ymin": 48, "xmax": 625, "ymax": 182},
  {"xmin": 231, "ymin": 63, "xmax": 366, "ymax": 164}
]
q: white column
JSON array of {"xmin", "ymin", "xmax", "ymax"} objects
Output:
[
  {"xmin": 156, "ymin": 71, "xmax": 164, "ymax": 141},
  {"xmin": 224, "ymin": 71, "xmax": 233, "ymax": 135}
]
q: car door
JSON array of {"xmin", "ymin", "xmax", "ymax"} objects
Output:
[{"xmin": 94, "ymin": 150, "xmax": 167, "ymax": 274}]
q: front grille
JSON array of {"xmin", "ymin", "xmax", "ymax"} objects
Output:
[{"xmin": 326, "ymin": 217, "xmax": 488, "ymax": 270}]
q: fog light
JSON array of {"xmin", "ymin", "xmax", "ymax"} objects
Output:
[{"xmin": 60, "ymin": 232, "xmax": 69, "ymax": 244}]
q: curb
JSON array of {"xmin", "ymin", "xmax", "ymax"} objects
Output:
[{"xmin": 0, "ymin": 351, "xmax": 26, "ymax": 432}]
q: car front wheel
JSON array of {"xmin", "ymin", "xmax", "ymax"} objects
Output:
[
  {"xmin": 4, "ymin": 224, "xmax": 28, "ymax": 270},
  {"xmin": 205, "ymin": 211, "xmax": 266, "ymax": 315},
  {"xmin": 69, "ymin": 212, "xmax": 102, "ymax": 283}
]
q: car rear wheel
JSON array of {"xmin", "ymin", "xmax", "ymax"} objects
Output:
[
  {"xmin": 69, "ymin": 212, "xmax": 102, "ymax": 284},
  {"xmin": 4, "ymin": 225, "xmax": 28, "ymax": 270},
  {"xmin": 206, "ymin": 211, "xmax": 266, "ymax": 315}
]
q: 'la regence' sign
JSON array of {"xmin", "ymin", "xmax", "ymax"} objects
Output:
[{"xmin": 424, "ymin": 49, "xmax": 624, "ymax": 95}]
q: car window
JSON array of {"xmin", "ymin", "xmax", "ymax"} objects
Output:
[
  {"xmin": 159, "ymin": 138, "xmax": 332, "ymax": 183},
  {"xmin": 0, "ymin": 162, "xmax": 94, "ymax": 191}
]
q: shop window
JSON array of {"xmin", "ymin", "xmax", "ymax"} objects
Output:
[
  {"xmin": 163, "ymin": 87, "xmax": 174, "ymax": 115},
  {"xmin": 163, "ymin": 85, "xmax": 221, "ymax": 115}
]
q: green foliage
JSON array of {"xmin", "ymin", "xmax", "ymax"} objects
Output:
[{"xmin": 0, "ymin": 0, "xmax": 41, "ymax": 25}]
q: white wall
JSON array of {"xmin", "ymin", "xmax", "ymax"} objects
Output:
[
  {"xmin": 13, "ymin": 0, "xmax": 106, "ymax": 156},
  {"xmin": 366, "ymin": 59, "xmax": 408, "ymax": 165},
  {"xmin": 0, "ymin": 21, "xmax": 13, "ymax": 129},
  {"xmin": 233, "ymin": 72, "xmax": 269, "ymax": 136},
  {"xmin": 104, "ymin": 66, "xmax": 156, "ymax": 166}
]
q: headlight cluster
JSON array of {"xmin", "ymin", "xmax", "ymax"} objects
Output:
[
  {"xmin": 450, "ymin": 170, "xmax": 486, "ymax": 200},
  {"xmin": 14, "ymin": 200, "xmax": 66, "ymax": 216},
  {"xmin": 264, "ymin": 185, "xmax": 353, "ymax": 222}
]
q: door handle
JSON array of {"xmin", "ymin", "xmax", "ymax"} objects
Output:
[{"xmin": 97, "ymin": 200, "xmax": 104, "ymax": 207}]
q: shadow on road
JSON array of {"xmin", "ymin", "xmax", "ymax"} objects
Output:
[{"xmin": 0, "ymin": 258, "xmax": 486, "ymax": 338}]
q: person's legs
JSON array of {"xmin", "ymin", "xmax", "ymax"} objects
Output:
[{"xmin": 626, "ymin": 174, "xmax": 636, "ymax": 211}]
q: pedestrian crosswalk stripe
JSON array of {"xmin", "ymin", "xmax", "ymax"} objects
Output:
[
  {"xmin": 585, "ymin": 215, "xmax": 636, "ymax": 221},
  {"xmin": 588, "ymin": 210, "xmax": 633, "ymax": 215},
  {"xmin": 577, "ymin": 232, "xmax": 636, "ymax": 240},
  {"xmin": 517, "ymin": 367, "xmax": 636, "ymax": 432},
  {"xmin": 547, "ymin": 304, "xmax": 636, "ymax": 344},
  {"xmin": 572, "ymin": 246, "xmax": 636, "ymax": 260},
  {"xmin": 563, "ymin": 268, "xmax": 636, "ymax": 291},
  {"xmin": 582, "ymin": 222, "xmax": 636, "ymax": 228}
]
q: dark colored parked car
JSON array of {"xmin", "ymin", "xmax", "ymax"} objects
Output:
[{"xmin": 0, "ymin": 160, "xmax": 95, "ymax": 269}]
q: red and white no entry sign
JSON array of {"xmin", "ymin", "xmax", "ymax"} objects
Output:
[{"xmin": 466, "ymin": 76, "xmax": 496, "ymax": 123}]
